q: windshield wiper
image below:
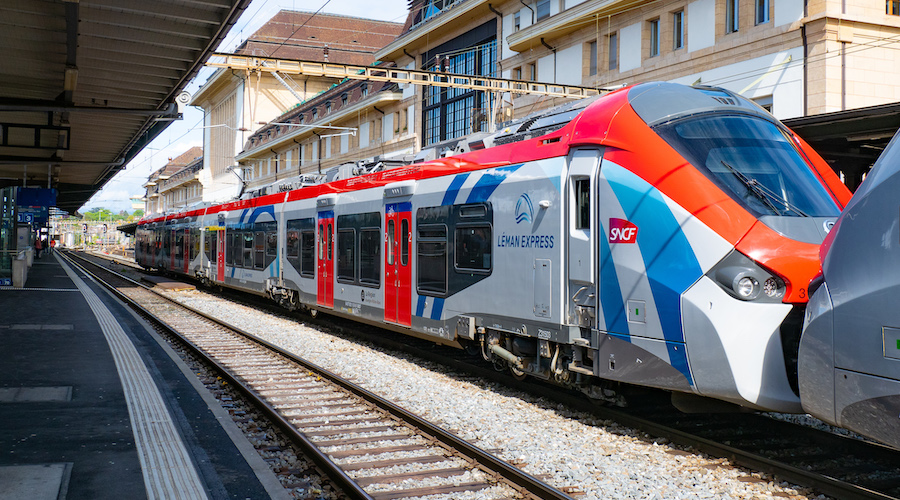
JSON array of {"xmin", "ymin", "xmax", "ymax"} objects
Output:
[{"xmin": 720, "ymin": 161, "xmax": 809, "ymax": 217}]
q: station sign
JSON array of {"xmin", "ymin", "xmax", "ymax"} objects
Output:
[
  {"xmin": 0, "ymin": 278, "xmax": 11, "ymax": 286},
  {"xmin": 17, "ymin": 212, "xmax": 34, "ymax": 224}
]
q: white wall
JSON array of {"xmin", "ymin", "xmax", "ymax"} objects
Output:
[
  {"xmin": 619, "ymin": 22, "xmax": 642, "ymax": 72},
  {"xmin": 502, "ymin": 14, "xmax": 515, "ymax": 59},
  {"xmin": 565, "ymin": 0, "xmax": 587, "ymax": 8},
  {"xmin": 359, "ymin": 122, "xmax": 369, "ymax": 148},
  {"xmin": 538, "ymin": 54, "xmax": 554, "ymax": 82},
  {"xmin": 688, "ymin": 0, "xmax": 716, "ymax": 52},
  {"xmin": 775, "ymin": 0, "xmax": 803, "ymax": 27},
  {"xmin": 556, "ymin": 44, "xmax": 583, "ymax": 85},
  {"xmin": 670, "ymin": 47, "xmax": 805, "ymax": 119},
  {"xmin": 383, "ymin": 113, "xmax": 394, "ymax": 141},
  {"xmin": 402, "ymin": 62, "xmax": 416, "ymax": 99}
]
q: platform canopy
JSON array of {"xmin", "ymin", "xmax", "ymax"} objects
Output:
[{"xmin": 0, "ymin": 0, "xmax": 252, "ymax": 214}]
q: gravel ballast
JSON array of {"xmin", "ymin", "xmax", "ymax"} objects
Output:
[{"xmin": 164, "ymin": 288, "xmax": 825, "ymax": 500}]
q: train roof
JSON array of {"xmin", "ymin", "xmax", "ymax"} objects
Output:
[{"xmin": 138, "ymin": 82, "xmax": 779, "ymax": 226}]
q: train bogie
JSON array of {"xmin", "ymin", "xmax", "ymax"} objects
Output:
[
  {"xmin": 799, "ymin": 129, "xmax": 900, "ymax": 449},
  {"xmin": 136, "ymin": 82, "xmax": 852, "ymax": 414}
]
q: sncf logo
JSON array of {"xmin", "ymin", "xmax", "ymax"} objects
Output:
[{"xmin": 609, "ymin": 218, "xmax": 638, "ymax": 244}]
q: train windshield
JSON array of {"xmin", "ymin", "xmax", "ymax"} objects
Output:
[{"xmin": 656, "ymin": 114, "xmax": 840, "ymax": 217}]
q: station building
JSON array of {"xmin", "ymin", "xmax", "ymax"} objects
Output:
[
  {"xmin": 189, "ymin": 10, "xmax": 405, "ymax": 201},
  {"xmin": 226, "ymin": 0, "xmax": 899, "ymax": 193},
  {"xmin": 142, "ymin": 147, "xmax": 204, "ymax": 216}
]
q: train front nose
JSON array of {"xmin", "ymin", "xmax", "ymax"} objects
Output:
[{"xmin": 678, "ymin": 242, "xmax": 814, "ymax": 413}]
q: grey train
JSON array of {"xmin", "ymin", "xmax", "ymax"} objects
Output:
[
  {"xmin": 137, "ymin": 83, "xmax": 854, "ymax": 415},
  {"xmin": 800, "ymin": 128, "xmax": 900, "ymax": 449}
]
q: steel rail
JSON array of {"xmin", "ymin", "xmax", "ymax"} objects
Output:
[
  {"xmin": 61, "ymin": 251, "xmax": 373, "ymax": 500},
  {"xmin": 67, "ymin": 251, "xmax": 573, "ymax": 500}
]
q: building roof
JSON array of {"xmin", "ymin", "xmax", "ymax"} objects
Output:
[{"xmin": 234, "ymin": 10, "xmax": 404, "ymax": 66}]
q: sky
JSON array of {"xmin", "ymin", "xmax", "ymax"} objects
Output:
[{"xmin": 81, "ymin": 0, "xmax": 410, "ymax": 214}]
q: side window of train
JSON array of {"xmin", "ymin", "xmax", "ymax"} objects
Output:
[
  {"xmin": 455, "ymin": 224, "xmax": 491, "ymax": 271},
  {"xmin": 300, "ymin": 230, "xmax": 315, "ymax": 277},
  {"xmin": 416, "ymin": 224, "xmax": 448, "ymax": 295},
  {"xmin": 417, "ymin": 203, "xmax": 492, "ymax": 297},
  {"xmin": 337, "ymin": 228, "xmax": 356, "ymax": 282},
  {"xmin": 204, "ymin": 231, "xmax": 212, "ymax": 261},
  {"xmin": 227, "ymin": 232, "xmax": 238, "ymax": 266},
  {"xmin": 192, "ymin": 228, "xmax": 200, "ymax": 260},
  {"xmin": 401, "ymin": 219, "xmax": 409, "ymax": 266},
  {"xmin": 573, "ymin": 177, "xmax": 590, "ymax": 230},
  {"xmin": 287, "ymin": 218, "xmax": 315, "ymax": 278},
  {"xmin": 359, "ymin": 228, "xmax": 380, "ymax": 286},
  {"xmin": 243, "ymin": 232, "xmax": 253, "ymax": 268},
  {"xmin": 336, "ymin": 212, "xmax": 380, "ymax": 287}
]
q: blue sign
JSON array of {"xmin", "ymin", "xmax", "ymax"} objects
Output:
[
  {"xmin": 0, "ymin": 278, "xmax": 11, "ymax": 286},
  {"xmin": 17, "ymin": 212, "xmax": 34, "ymax": 224}
]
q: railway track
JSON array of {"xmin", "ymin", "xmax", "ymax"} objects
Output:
[
  {"xmin": 80, "ymin": 251, "xmax": 900, "ymax": 500},
  {"xmin": 63, "ymin": 251, "xmax": 574, "ymax": 500}
]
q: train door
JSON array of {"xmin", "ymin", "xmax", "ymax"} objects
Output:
[
  {"xmin": 317, "ymin": 210, "xmax": 334, "ymax": 308},
  {"xmin": 169, "ymin": 228, "xmax": 177, "ymax": 270},
  {"xmin": 384, "ymin": 202, "xmax": 412, "ymax": 326},
  {"xmin": 566, "ymin": 149, "xmax": 600, "ymax": 325},
  {"xmin": 183, "ymin": 228, "xmax": 190, "ymax": 273},
  {"xmin": 216, "ymin": 229, "xmax": 225, "ymax": 282}
]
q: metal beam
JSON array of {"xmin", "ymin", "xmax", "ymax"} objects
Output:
[
  {"xmin": 208, "ymin": 53, "xmax": 603, "ymax": 100},
  {"xmin": 0, "ymin": 99, "xmax": 181, "ymax": 117}
]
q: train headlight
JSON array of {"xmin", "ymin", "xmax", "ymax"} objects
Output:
[
  {"xmin": 736, "ymin": 276, "xmax": 759, "ymax": 300},
  {"xmin": 763, "ymin": 277, "xmax": 785, "ymax": 299},
  {"xmin": 709, "ymin": 251, "xmax": 786, "ymax": 303}
]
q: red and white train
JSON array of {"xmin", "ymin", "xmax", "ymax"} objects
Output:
[{"xmin": 136, "ymin": 82, "xmax": 851, "ymax": 412}]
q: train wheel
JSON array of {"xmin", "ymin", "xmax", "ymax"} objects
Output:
[{"xmin": 509, "ymin": 364, "xmax": 527, "ymax": 381}]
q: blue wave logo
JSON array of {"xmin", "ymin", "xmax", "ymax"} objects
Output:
[{"xmin": 515, "ymin": 193, "xmax": 534, "ymax": 225}]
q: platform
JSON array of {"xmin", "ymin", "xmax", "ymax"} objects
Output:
[{"xmin": 0, "ymin": 252, "xmax": 287, "ymax": 499}]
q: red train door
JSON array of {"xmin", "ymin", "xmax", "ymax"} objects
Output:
[
  {"xmin": 216, "ymin": 229, "xmax": 225, "ymax": 282},
  {"xmin": 385, "ymin": 202, "xmax": 412, "ymax": 326},
  {"xmin": 317, "ymin": 211, "xmax": 334, "ymax": 308}
]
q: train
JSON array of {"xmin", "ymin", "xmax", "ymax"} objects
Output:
[
  {"xmin": 799, "ymin": 127, "xmax": 900, "ymax": 448},
  {"xmin": 136, "ymin": 82, "xmax": 851, "ymax": 413}
]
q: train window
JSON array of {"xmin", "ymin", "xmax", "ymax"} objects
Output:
[
  {"xmin": 287, "ymin": 230, "xmax": 300, "ymax": 258},
  {"xmin": 655, "ymin": 114, "xmax": 841, "ymax": 217},
  {"xmin": 210, "ymin": 232, "xmax": 217, "ymax": 262},
  {"xmin": 327, "ymin": 224, "xmax": 333, "ymax": 259},
  {"xmin": 574, "ymin": 178, "xmax": 590, "ymax": 229},
  {"xmin": 387, "ymin": 220, "xmax": 395, "ymax": 266},
  {"xmin": 337, "ymin": 229, "xmax": 355, "ymax": 282},
  {"xmin": 191, "ymin": 229, "xmax": 200, "ymax": 261},
  {"xmin": 359, "ymin": 228, "xmax": 380, "ymax": 286},
  {"xmin": 286, "ymin": 218, "xmax": 314, "ymax": 278},
  {"xmin": 300, "ymin": 231, "xmax": 315, "ymax": 277},
  {"xmin": 266, "ymin": 232, "xmax": 277, "ymax": 256},
  {"xmin": 243, "ymin": 232, "xmax": 253, "ymax": 268},
  {"xmin": 417, "ymin": 224, "xmax": 447, "ymax": 295},
  {"xmin": 318, "ymin": 223, "xmax": 325, "ymax": 260},
  {"xmin": 401, "ymin": 219, "xmax": 409, "ymax": 266},
  {"xmin": 455, "ymin": 224, "xmax": 491, "ymax": 272},
  {"xmin": 460, "ymin": 204, "xmax": 487, "ymax": 218},
  {"xmin": 228, "ymin": 232, "xmax": 239, "ymax": 266},
  {"xmin": 254, "ymin": 232, "xmax": 265, "ymax": 269}
]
